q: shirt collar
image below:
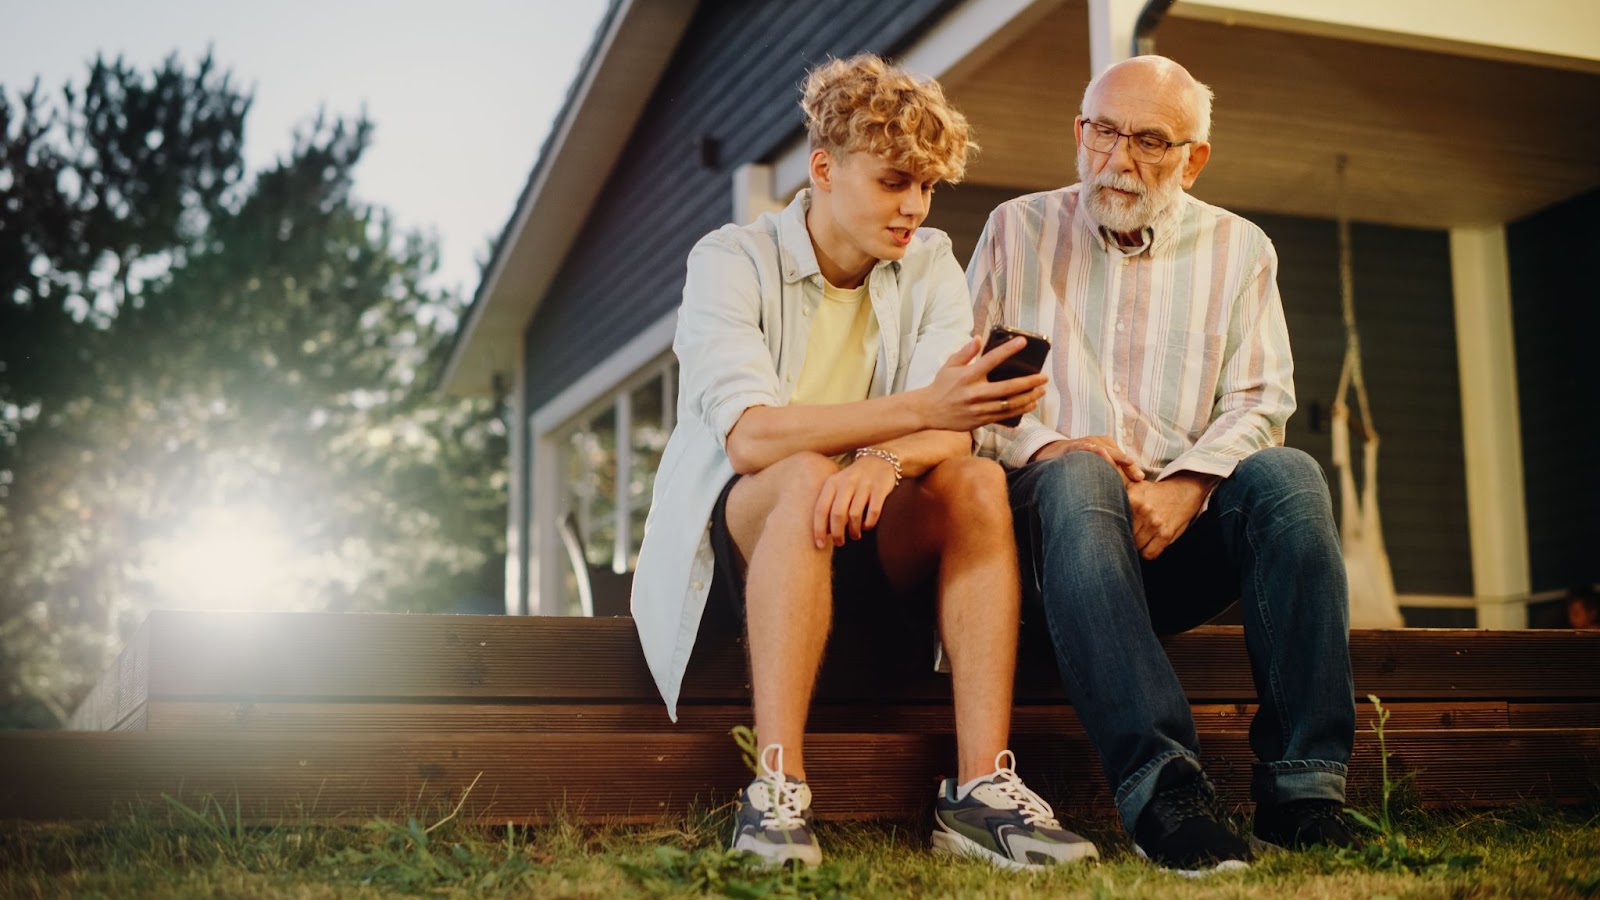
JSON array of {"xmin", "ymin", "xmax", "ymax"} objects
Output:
[{"xmin": 777, "ymin": 188, "xmax": 901, "ymax": 284}]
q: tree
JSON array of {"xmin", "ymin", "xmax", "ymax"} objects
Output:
[{"xmin": 0, "ymin": 53, "xmax": 506, "ymax": 727}]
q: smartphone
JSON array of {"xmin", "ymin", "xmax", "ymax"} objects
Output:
[{"xmin": 983, "ymin": 324, "xmax": 1051, "ymax": 426}]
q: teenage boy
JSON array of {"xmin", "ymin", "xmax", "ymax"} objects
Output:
[{"xmin": 632, "ymin": 54, "xmax": 1099, "ymax": 869}]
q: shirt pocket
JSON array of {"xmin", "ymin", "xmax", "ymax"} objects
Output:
[{"xmin": 1158, "ymin": 331, "xmax": 1227, "ymax": 438}]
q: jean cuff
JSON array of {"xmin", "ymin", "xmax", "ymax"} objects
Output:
[
  {"xmin": 1251, "ymin": 759, "xmax": 1348, "ymax": 806},
  {"xmin": 1113, "ymin": 750, "xmax": 1202, "ymax": 832}
]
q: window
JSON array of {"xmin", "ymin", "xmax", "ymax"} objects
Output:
[{"xmin": 549, "ymin": 357, "xmax": 676, "ymax": 615}]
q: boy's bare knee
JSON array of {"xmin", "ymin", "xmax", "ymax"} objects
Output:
[
  {"xmin": 767, "ymin": 451, "xmax": 838, "ymax": 506},
  {"xmin": 924, "ymin": 457, "xmax": 1010, "ymax": 520}
]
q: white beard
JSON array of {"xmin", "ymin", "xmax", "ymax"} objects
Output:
[{"xmin": 1078, "ymin": 152, "xmax": 1184, "ymax": 234}]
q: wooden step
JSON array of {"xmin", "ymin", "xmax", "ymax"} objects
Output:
[
  {"xmin": 138, "ymin": 699, "xmax": 1546, "ymax": 735},
  {"xmin": 34, "ymin": 611, "xmax": 1597, "ymax": 826},
  {"xmin": 3, "ymin": 727, "xmax": 1597, "ymax": 824},
  {"xmin": 68, "ymin": 611, "xmax": 1600, "ymax": 732}
]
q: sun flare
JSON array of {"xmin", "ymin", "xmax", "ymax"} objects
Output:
[{"xmin": 145, "ymin": 505, "xmax": 299, "ymax": 610}]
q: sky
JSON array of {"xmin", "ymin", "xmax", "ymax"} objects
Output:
[{"xmin": 2, "ymin": 0, "xmax": 612, "ymax": 301}]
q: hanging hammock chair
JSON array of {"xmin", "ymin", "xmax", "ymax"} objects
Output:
[{"xmin": 1331, "ymin": 156, "xmax": 1405, "ymax": 629}]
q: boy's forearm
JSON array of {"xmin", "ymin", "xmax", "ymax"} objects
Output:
[{"xmin": 724, "ymin": 390, "xmax": 930, "ymax": 474}]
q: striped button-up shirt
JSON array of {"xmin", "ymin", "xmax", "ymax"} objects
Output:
[{"xmin": 967, "ymin": 185, "xmax": 1294, "ymax": 479}]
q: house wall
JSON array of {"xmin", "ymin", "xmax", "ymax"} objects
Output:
[
  {"xmin": 926, "ymin": 183, "xmax": 1475, "ymax": 596},
  {"xmin": 1507, "ymin": 186, "xmax": 1600, "ymax": 594},
  {"xmin": 516, "ymin": 0, "xmax": 1543, "ymax": 603},
  {"xmin": 522, "ymin": 0, "xmax": 958, "ymax": 412}
]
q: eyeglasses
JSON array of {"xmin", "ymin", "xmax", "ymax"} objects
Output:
[{"xmin": 1078, "ymin": 119, "xmax": 1193, "ymax": 165}]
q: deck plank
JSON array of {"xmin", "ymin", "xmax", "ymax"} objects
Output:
[
  {"xmin": 133, "ymin": 612, "xmax": 1600, "ymax": 703},
  {"xmin": 3, "ymin": 728, "xmax": 1596, "ymax": 824},
  {"xmin": 141, "ymin": 700, "xmax": 1515, "ymax": 734}
]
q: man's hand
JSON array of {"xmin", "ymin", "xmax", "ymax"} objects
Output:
[
  {"xmin": 914, "ymin": 337, "xmax": 1049, "ymax": 432},
  {"xmin": 812, "ymin": 454, "xmax": 899, "ymax": 548},
  {"xmin": 1126, "ymin": 473, "xmax": 1216, "ymax": 559},
  {"xmin": 1032, "ymin": 436, "xmax": 1145, "ymax": 483}
]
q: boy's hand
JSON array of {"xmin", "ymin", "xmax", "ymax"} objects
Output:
[
  {"xmin": 917, "ymin": 336, "xmax": 1048, "ymax": 431},
  {"xmin": 812, "ymin": 454, "xmax": 899, "ymax": 548}
]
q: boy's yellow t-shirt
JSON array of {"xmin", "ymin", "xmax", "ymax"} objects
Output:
[{"xmin": 789, "ymin": 279, "xmax": 880, "ymax": 406}]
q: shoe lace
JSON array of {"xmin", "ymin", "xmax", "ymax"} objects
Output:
[
  {"xmin": 1152, "ymin": 772, "xmax": 1221, "ymax": 826},
  {"xmin": 1303, "ymin": 801, "xmax": 1341, "ymax": 819},
  {"xmin": 755, "ymin": 743, "xmax": 807, "ymax": 830},
  {"xmin": 1296, "ymin": 800, "xmax": 1348, "ymax": 828},
  {"xmin": 987, "ymin": 750, "xmax": 1062, "ymax": 828}
]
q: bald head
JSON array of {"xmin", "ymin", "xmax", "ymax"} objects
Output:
[{"xmin": 1082, "ymin": 55, "xmax": 1213, "ymax": 143}]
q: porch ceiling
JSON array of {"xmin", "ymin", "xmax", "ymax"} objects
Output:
[{"xmin": 943, "ymin": 2, "xmax": 1600, "ymax": 229}]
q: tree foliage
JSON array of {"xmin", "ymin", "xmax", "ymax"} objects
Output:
[{"xmin": 0, "ymin": 53, "xmax": 507, "ymax": 727}]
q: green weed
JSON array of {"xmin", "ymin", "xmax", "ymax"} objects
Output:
[{"xmin": 1340, "ymin": 694, "xmax": 1483, "ymax": 874}]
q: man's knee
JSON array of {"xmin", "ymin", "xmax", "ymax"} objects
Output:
[
  {"xmin": 1227, "ymin": 448, "xmax": 1342, "ymax": 555},
  {"xmin": 1033, "ymin": 450, "xmax": 1129, "ymax": 518},
  {"xmin": 1232, "ymin": 448, "xmax": 1333, "ymax": 513},
  {"xmin": 1235, "ymin": 446, "xmax": 1325, "ymax": 488}
]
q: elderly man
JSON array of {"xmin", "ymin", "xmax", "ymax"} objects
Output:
[{"xmin": 966, "ymin": 55, "xmax": 1357, "ymax": 874}]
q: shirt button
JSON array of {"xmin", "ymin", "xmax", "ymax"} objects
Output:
[
  {"xmin": 691, "ymin": 580, "xmax": 704, "ymax": 591},
  {"xmin": 1121, "ymin": 258, "xmax": 1130, "ymax": 266},
  {"xmin": 1115, "ymin": 321, "xmax": 1125, "ymax": 332},
  {"xmin": 802, "ymin": 307, "xmax": 810, "ymax": 317},
  {"xmin": 1114, "ymin": 383, "xmax": 1123, "ymax": 393},
  {"xmin": 786, "ymin": 375, "xmax": 794, "ymax": 384}
]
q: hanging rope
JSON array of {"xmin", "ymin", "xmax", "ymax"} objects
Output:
[{"xmin": 1331, "ymin": 154, "xmax": 1405, "ymax": 629}]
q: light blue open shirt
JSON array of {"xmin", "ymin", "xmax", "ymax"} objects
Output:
[{"xmin": 631, "ymin": 189, "xmax": 974, "ymax": 719}]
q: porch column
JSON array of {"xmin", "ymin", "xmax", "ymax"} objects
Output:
[
  {"xmin": 505, "ymin": 358, "xmax": 531, "ymax": 615},
  {"xmin": 1449, "ymin": 225, "xmax": 1531, "ymax": 629},
  {"xmin": 733, "ymin": 163, "xmax": 785, "ymax": 225},
  {"xmin": 1087, "ymin": 0, "xmax": 1145, "ymax": 75}
]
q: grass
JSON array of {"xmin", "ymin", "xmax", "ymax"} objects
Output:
[{"xmin": 1, "ymin": 798, "xmax": 1596, "ymax": 899}]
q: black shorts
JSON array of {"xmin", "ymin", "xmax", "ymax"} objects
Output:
[{"xmin": 701, "ymin": 474, "xmax": 936, "ymax": 641}]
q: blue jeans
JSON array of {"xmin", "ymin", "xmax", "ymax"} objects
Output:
[{"xmin": 1009, "ymin": 447, "xmax": 1354, "ymax": 832}]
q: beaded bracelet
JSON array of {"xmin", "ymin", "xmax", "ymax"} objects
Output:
[{"xmin": 852, "ymin": 446, "xmax": 903, "ymax": 487}]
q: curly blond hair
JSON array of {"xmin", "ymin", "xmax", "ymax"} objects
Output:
[{"xmin": 800, "ymin": 54, "xmax": 976, "ymax": 184}]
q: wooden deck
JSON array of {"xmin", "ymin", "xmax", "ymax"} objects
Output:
[{"xmin": 3, "ymin": 611, "xmax": 1597, "ymax": 824}]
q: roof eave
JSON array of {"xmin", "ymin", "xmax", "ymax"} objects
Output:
[{"xmin": 442, "ymin": 0, "xmax": 699, "ymax": 397}]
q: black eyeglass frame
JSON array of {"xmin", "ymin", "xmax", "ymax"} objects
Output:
[{"xmin": 1076, "ymin": 117, "xmax": 1195, "ymax": 165}]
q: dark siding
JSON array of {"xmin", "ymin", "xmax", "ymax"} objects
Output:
[
  {"xmin": 1507, "ymin": 186, "xmax": 1600, "ymax": 594},
  {"xmin": 934, "ymin": 190, "xmax": 1474, "ymax": 596},
  {"xmin": 523, "ymin": 0, "xmax": 957, "ymax": 410}
]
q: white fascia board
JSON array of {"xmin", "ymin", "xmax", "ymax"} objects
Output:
[
  {"xmin": 444, "ymin": 0, "xmax": 698, "ymax": 397},
  {"xmin": 1170, "ymin": 0, "xmax": 1600, "ymax": 75},
  {"xmin": 771, "ymin": 0, "xmax": 1063, "ymax": 197}
]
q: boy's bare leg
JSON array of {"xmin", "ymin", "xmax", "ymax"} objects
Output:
[
  {"xmin": 723, "ymin": 451, "xmax": 839, "ymax": 781},
  {"xmin": 876, "ymin": 456, "xmax": 1019, "ymax": 782}
]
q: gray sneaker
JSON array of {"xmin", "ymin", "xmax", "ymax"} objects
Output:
[
  {"xmin": 931, "ymin": 750, "xmax": 1100, "ymax": 869},
  {"xmin": 729, "ymin": 744, "xmax": 822, "ymax": 867}
]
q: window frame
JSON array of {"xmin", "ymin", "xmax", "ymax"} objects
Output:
[{"xmin": 527, "ymin": 310, "xmax": 677, "ymax": 615}]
